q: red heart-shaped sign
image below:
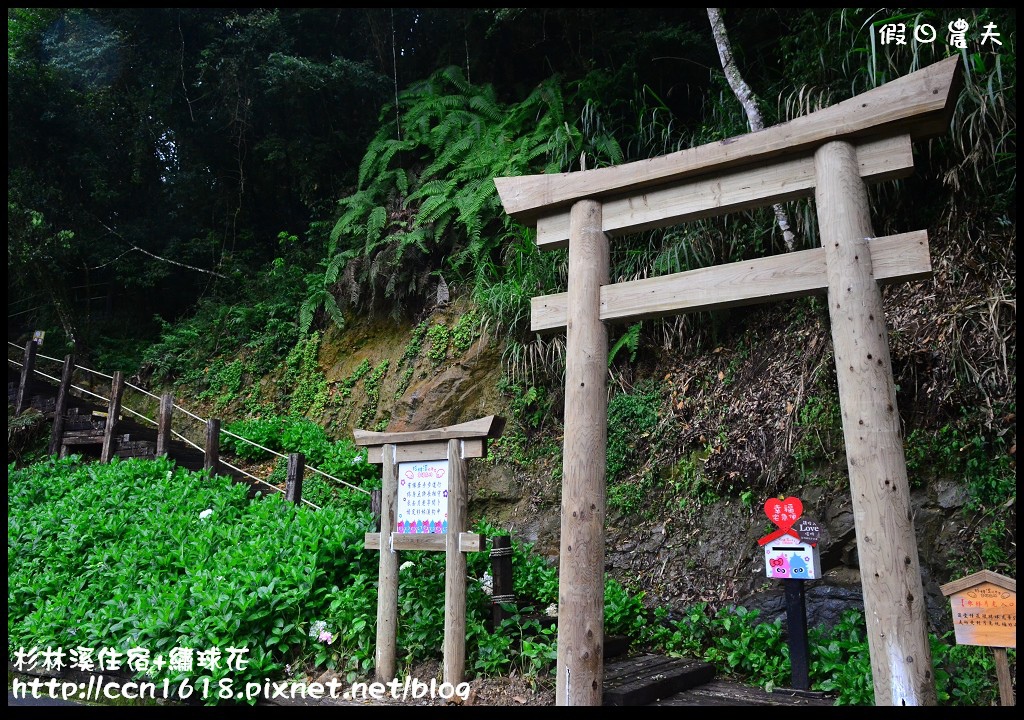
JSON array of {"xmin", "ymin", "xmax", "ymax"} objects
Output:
[{"xmin": 764, "ymin": 497, "xmax": 803, "ymax": 529}]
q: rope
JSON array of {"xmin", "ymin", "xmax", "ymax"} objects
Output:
[
  {"xmin": 11, "ymin": 351, "xmax": 364, "ymax": 502},
  {"xmin": 218, "ymin": 462, "xmax": 321, "ymax": 512},
  {"xmin": 220, "ymin": 428, "xmax": 288, "ymax": 460},
  {"xmin": 171, "ymin": 403, "xmax": 206, "ymax": 423},
  {"xmin": 125, "ymin": 381, "xmax": 160, "ymax": 400},
  {"xmin": 489, "ymin": 545, "xmax": 514, "ymax": 557},
  {"xmin": 491, "ymin": 594, "xmax": 516, "ymax": 604},
  {"xmin": 33, "ymin": 351, "xmax": 65, "ymax": 365},
  {"xmin": 121, "ymin": 405, "xmax": 158, "ymax": 427},
  {"xmin": 307, "ymin": 464, "xmax": 371, "ymax": 495},
  {"xmin": 74, "ymin": 364, "xmax": 114, "ymax": 380},
  {"xmin": 171, "ymin": 429, "xmax": 203, "ymax": 451}
]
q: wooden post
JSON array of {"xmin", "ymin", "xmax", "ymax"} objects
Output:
[
  {"xmin": 444, "ymin": 439, "xmax": 469, "ymax": 685},
  {"xmin": 48, "ymin": 354, "xmax": 74, "ymax": 455},
  {"xmin": 285, "ymin": 452, "xmax": 305, "ymax": 505},
  {"xmin": 204, "ymin": 418, "xmax": 221, "ymax": 475},
  {"xmin": 490, "ymin": 535, "xmax": 515, "ymax": 629},
  {"xmin": 100, "ymin": 371, "xmax": 125, "ymax": 463},
  {"xmin": 783, "ymin": 579, "xmax": 810, "ymax": 691},
  {"xmin": 156, "ymin": 393, "xmax": 174, "ymax": 456},
  {"xmin": 375, "ymin": 443, "xmax": 400, "ymax": 682},
  {"xmin": 814, "ymin": 140, "xmax": 935, "ymax": 706},
  {"xmin": 556, "ymin": 199, "xmax": 609, "ymax": 706},
  {"xmin": 15, "ymin": 340, "xmax": 37, "ymax": 416},
  {"xmin": 993, "ymin": 648, "xmax": 1014, "ymax": 706}
]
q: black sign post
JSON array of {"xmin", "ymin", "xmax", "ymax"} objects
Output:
[{"xmin": 784, "ymin": 579, "xmax": 811, "ymax": 691}]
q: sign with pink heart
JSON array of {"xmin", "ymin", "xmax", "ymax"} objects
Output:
[{"xmin": 764, "ymin": 496, "xmax": 803, "ymax": 530}]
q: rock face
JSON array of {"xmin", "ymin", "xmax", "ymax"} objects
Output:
[{"xmin": 470, "ymin": 462, "xmax": 974, "ymax": 636}]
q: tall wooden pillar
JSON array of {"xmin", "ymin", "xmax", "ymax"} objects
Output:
[
  {"xmin": 375, "ymin": 443, "xmax": 400, "ymax": 682},
  {"xmin": 814, "ymin": 140, "xmax": 936, "ymax": 705},
  {"xmin": 556, "ymin": 199, "xmax": 609, "ymax": 706},
  {"xmin": 443, "ymin": 439, "xmax": 468, "ymax": 685}
]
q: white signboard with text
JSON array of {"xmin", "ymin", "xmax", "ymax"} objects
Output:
[{"xmin": 396, "ymin": 460, "xmax": 449, "ymax": 534}]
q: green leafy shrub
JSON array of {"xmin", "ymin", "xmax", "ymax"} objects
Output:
[{"xmin": 8, "ymin": 455, "xmax": 375, "ymax": 704}]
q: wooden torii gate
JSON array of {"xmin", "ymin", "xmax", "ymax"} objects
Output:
[{"xmin": 494, "ymin": 55, "xmax": 961, "ymax": 707}]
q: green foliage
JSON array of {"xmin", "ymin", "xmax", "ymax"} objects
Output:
[
  {"xmin": 487, "ymin": 379, "xmax": 558, "ymax": 468},
  {"xmin": 905, "ymin": 421, "xmax": 1016, "ymax": 510},
  {"xmin": 299, "ymin": 254, "xmax": 346, "ymax": 336},
  {"xmin": 282, "ymin": 332, "xmax": 329, "ymax": 417},
  {"xmin": 426, "ymin": 323, "xmax": 451, "ymax": 367},
  {"xmin": 221, "ymin": 416, "xmax": 288, "ymax": 460},
  {"xmin": 608, "ymin": 323, "xmax": 642, "ymax": 365},
  {"xmin": 604, "ymin": 577, "xmax": 647, "ymax": 637},
  {"xmin": 7, "ymin": 407, "xmax": 50, "ymax": 466},
  {"xmin": 8, "ymin": 455, "xmax": 376, "ymax": 704},
  {"xmin": 792, "ymin": 390, "xmax": 844, "ymax": 476},
  {"xmin": 606, "ymin": 381, "xmax": 662, "ymax": 513},
  {"xmin": 327, "ymin": 65, "xmax": 577, "ymax": 315},
  {"xmin": 807, "ymin": 609, "xmax": 874, "ymax": 704},
  {"xmin": 700, "ymin": 607, "xmax": 790, "ymax": 687},
  {"xmin": 338, "ymin": 358, "xmax": 371, "ymax": 400},
  {"xmin": 451, "ymin": 309, "xmax": 481, "ymax": 353},
  {"xmin": 10, "ymin": 455, "xmax": 1012, "ymax": 705},
  {"xmin": 934, "ymin": 638, "xmax": 1015, "ymax": 706},
  {"xmin": 357, "ymin": 359, "xmax": 390, "ymax": 429}
]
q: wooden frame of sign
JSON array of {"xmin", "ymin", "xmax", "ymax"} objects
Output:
[
  {"xmin": 494, "ymin": 55, "xmax": 962, "ymax": 706},
  {"xmin": 355, "ymin": 415, "xmax": 505, "ymax": 686}
]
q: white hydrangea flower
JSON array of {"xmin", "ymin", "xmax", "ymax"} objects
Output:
[
  {"xmin": 480, "ymin": 572, "xmax": 493, "ymax": 596},
  {"xmin": 545, "ymin": 603, "xmax": 558, "ymax": 618},
  {"xmin": 199, "ymin": 509, "xmax": 213, "ymax": 521},
  {"xmin": 309, "ymin": 619, "xmax": 328, "ymax": 639}
]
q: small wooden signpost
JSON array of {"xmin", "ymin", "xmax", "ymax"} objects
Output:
[
  {"xmin": 940, "ymin": 570, "xmax": 1016, "ymax": 706},
  {"xmin": 355, "ymin": 415, "xmax": 504, "ymax": 686}
]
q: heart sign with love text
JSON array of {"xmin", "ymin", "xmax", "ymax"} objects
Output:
[{"xmin": 764, "ymin": 496, "xmax": 803, "ymax": 530}]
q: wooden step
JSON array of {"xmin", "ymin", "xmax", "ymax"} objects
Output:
[
  {"xmin": 603, "ymin": 654, "xmax": 716, "ymax": 706},
  {"xmin": 115, "ymin": 436, "xmax": 156, "ymax": 460}
]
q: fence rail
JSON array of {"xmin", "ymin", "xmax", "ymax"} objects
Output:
[{"xmin": 8, "ymin": 340, "xmax": 370, "ymax": 512}]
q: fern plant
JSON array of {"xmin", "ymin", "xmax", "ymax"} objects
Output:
[
  {"xmin": 326, "ymin": 65, "xmax": 578, "ymax": 316},
  {"xmin": 298, "ymin": 253, "xmax": 346, "ymax": 335}
]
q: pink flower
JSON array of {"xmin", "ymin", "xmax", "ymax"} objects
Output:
[{"xmin": 318, "ymin": 630, "xmax": 334, "ymax": 645}]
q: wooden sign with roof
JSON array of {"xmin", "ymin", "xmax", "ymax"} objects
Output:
[
  {"xmin": 494, "ymin": 55, "xmax": 962, "ymax": 706},
  {"xmin": 354, "ymin": 415, "xmax": 505, "ymax": 687},
  {"xmin": 941, "ymin": 570, "xmax": 1016, "ymax": 706}
]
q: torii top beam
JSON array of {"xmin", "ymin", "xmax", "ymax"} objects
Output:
[{"xmin": 494, "ymin": 55, "xmax": 961, "ymax": 223}]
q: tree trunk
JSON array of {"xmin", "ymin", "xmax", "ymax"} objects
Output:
[{"xmin": 707, "ymin": 7, "xmax": 797, "ymax": 252}]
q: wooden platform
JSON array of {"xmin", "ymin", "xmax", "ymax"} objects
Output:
[
  {"xmin": 652, "ymin": 678, "xmax": 836, "ymax": 706},
  {"xmin": 602, "ymin": 654, "xmax": 837, "ymax": 706},
  {"xmin": 603, "ymin": 654, "xmax": 715, "ymax": 706}
]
